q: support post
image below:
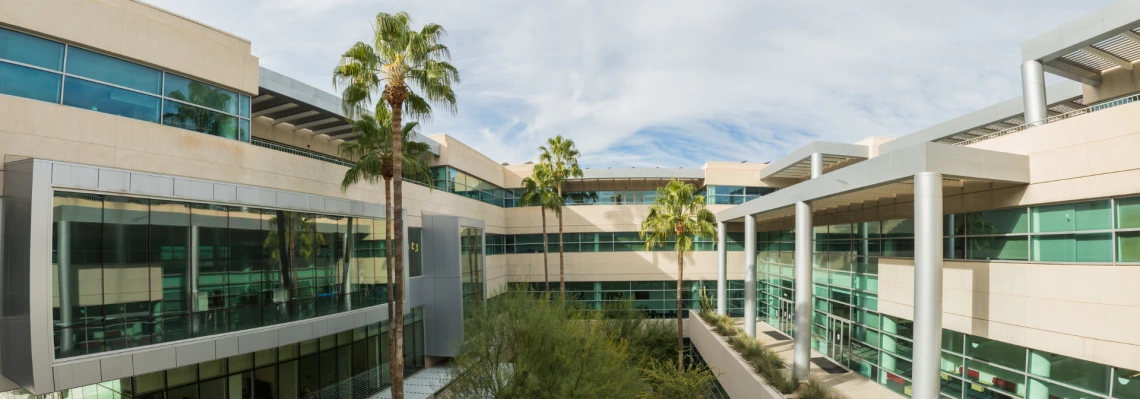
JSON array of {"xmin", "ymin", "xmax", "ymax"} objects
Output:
[
  {"xmin": 793, "ymin": 201, "xmax": 813, "ymax": 381},
  {"xmin": 1022, "ymin": 60, "xmax": 1048, "ymax": 126},
  {"xmin": 912, "ymin": 172, "xmax": 944, "ymax": 399},
  {"xmin": 717, "ymin": 221, "xmax": 728, "ymax": 315},
  {"xmin": 743, "ymin": 214, "xmax": 757, "ymax": 338},
  {"xmin": 58, "ymin": 221, "xmax": 73, "ymax": 355},
  {"xmin": 810, "ymin": 152, "xmax": 823, "ymax": 179}
]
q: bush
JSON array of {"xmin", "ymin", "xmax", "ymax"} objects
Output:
[
  {"xmin": 637, "ymin": 358, "xmax": 718, "ymax": 399},
  {"xmin": 798, "ymin": 377, "xmax": 846, "ymax": 399}
]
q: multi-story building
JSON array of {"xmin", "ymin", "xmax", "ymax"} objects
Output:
[{"xmin": 3, "ymin": 0, "xmax": 1140, "ymax": 398}]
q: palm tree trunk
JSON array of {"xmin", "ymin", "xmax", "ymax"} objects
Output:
[
  {"xmin": 541, "ymin": 206, "xmax": 549, "ymax": 292},
  {"xmin": 557, "ymin": 186, "xmax": 565, "ymax": 303},
  {"xmin": 389, "ymin": 99, "xmax": 406, "ymax": 399},
  {"xmin": 677, "ymin": 249, "xmax": 684, "ymax": 372},
  {"xmin": 385, "ymin": 177, "xmax": 395, "ymax": 376}
]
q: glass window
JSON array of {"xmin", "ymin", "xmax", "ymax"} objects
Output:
[
  {"xmin": 65, "ymin": 47, "xmax": 161, "ymax": 94},
  {"xmin": 0, "ymin": 27, "xmax": 64, "ymax": 70},
  {"xmin": 1118, "ymin": 197, "xmax": 1140, "ymax": 229},
  {"xmin": 881, "ymin": 218, "xmax": 913, "ymax": 238},
  {"xmin": 62, "ymin": 77, "xmax": 160, "ymax": 122},
  {"xmin": 1028, "ymin": 378, "xmax": 1099, "ymax": 399},
  {"xmin": 239, "ymin": 94, "xmax": 250, "ymax": 118},
  {"xmin": 0, "ymin": 61, "xmax": 61, "ymax": 103},
  {"xmin": 239, "ymin": 119, "xmax": 251, "ymax": 142},
  {"xmin": 1029, "ymin": 350, "xmax": 1108, "ymax": 394},
  {"xmin": 1032, "ymin": 200, "xmax": 1111, "ymax": 233},
  {"xmin": 164, "ymin": 73, "xmax": 238, "ymax": 114},
  {"xmin": 966, "ymin": 336, "xmax": 1025, "ymax": 371},
  {"xmin": 967, "ymin": 208, "xmax": 1028, "ymax": 235},
  {"xmin": 1032, "ymin": 233, "xmax": 1111, "ymax": 263},
  {"xmin": 1115, "ymin": 367, "xmax": 1140, "ymax": 399},
  {"xmin": 162, "ymin": 100, "xmax": 239, "ymax": 139},
  {"xmin": 1119, "ymin": 231, "xmax": 1140, "ymax": 262},
  {"xmin": 967, "ymin": 236, "xmax": 1028, "ymax": 261}
]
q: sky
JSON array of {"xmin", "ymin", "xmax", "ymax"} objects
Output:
[{"xmin": 146, "ymin": 0, "xmax": 1114, "ymax": 168}]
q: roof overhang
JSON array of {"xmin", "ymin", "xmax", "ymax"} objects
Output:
[
  {"xmin": 1022, "ymin": 2, "xmax": 1140, "ymax": 85},
  {"xmin": 758, "ymin": 141, "xmax": 869, "ymax": 180},
  {"xmin": 255, "ymin": 67, "xmax": 440, "ymax": 155},
  {"xmin": 716, "ymin": 142, "xmax": 1030, "ymax": 223},
  {"xmin": 880, "ymin": 81, "xmax": 1085, "ymax": 153},
  {"xmin": 578, "ymin": 168, "xmax": 705, "ymax": 180}
]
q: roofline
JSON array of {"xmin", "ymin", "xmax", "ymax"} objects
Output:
[{"xmin": 1020, "ymin": 0, "xmax": 1140, "ymax": 63}]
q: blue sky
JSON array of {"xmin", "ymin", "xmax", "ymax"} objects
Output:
[{"xmin": 147, "ymin": 0, "xmax": 1114, "ymax": 168}]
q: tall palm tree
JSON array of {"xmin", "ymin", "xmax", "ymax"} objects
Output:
[
  {"xmin": 339, "ymin": 102, "xmax": 433, "ymax": 321},
  {"xmin": 333, "ymin": 12, "xmax": 458, "ymax": 398},
  {"xmin": 519, "ymin": 163, "xmax": 561, "ymax": 292},
  {"xmin": 538, "ymin": 135, "xmax": 583, "ymax": 301},
  {"xmin": 639, "ymin": 179, "xmax": 717, "ymax": 372}
]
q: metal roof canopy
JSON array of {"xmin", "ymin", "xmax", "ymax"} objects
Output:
[
  {"xmin": 716, "ymin": 142, "xmax": 1030, "ymax": 224},
  {"xmin": 255, "ymin": 67, "xmax": 441, "ymax": 155},
  {"xmin": 758, "ymin": 142, "xmax": 869, "ymax": 181},
  {"xmin": 880, "ymin": 81, "xmax": 1086, "ymax": 153},
  {"xmin": 579, "ymin": 167, "xmax": 705, "ymax": 180},
  {"xmin": 1021, "ymin": 1, "xmax": 1140, "ymax": 86}
]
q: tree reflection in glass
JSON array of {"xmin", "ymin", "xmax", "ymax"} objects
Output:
[{"xmin": 163, "ymin": 81, "xmax": 238, "ymax": 139}]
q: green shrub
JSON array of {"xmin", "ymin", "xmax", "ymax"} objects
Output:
[{"xmin": 797, "ymin": 377, "xmax": 846, "ymax": 399}]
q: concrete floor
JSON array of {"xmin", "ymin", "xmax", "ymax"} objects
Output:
[{"xmin": 745, "ymin": 319, "xmax": 901, "ymax": 399}]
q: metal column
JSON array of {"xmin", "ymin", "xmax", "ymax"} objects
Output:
[
  {"xmin": 912, "ymin": 172, "xmax": 944, "ymax": 399},
  {"xmin": 743, "ymin": 214, "xmax": 757, "ymax": 338},
  {"xmin": 1022, "ymin": 60, "xmax": 1048, "ymax": 126},
  {"xmin": 793, "ymin": 201, "xmax": 813, "ymax": 381},
  {"xmin": 810, "ymin": 152, "xmax": 823, "ymax": 179},
  {"xmin": 717, "ymin": 221, "xmax": 728, "ymax": 315},
  {"xmin": 57, "ymin": 221, "xmax": 73, "ymax": 355}
]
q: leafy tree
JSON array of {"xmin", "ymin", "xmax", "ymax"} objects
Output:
[
  {"xmin": 538, "ymin": 135, "xmax": 584, "ymax": 301},
  {"xmin": 639, "ymin": 179, "xmax": 717, "ymax": 371},
  {"xmin": 333, "ymin": 11, "xmax": 459, "ymax": 398},
  {"xmin": 519, "ymin": 163, "xmax": 561, "ymax": 291}
]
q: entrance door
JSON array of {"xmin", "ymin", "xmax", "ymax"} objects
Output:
[
  {"xmin": 777, "ymin": 298, "xmax": 795, "ymax": 336},
  {"xmin": 826, "ymin": 315, "xmax": 852, "ymax": 367}
]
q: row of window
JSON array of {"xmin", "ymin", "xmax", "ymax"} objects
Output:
[
  {"xmin": 0, "ymin": 27, "xmax": 251, "ymax": 141},
  {"xmin": 51, "ymin": 192, "xmax": 399, "ymax": 359},
  {"xmin": 3, "ymin": 309, "xmax": 426, "ymax": 399},
  {"xmin": 509, "ymin": 280, "xmax": 747, "ymax": 319},
  {"xmin": 703, "ymin": 185, "xmax": 779, "ymax": 205},
  {"xmin": 486, "ymin": 232, "xmax": 717, "ymax": 254}
]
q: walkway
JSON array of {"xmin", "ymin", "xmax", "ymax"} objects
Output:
[{"xmin": 369, "ymin": 365, "xmax": 455, "ymax": 399}]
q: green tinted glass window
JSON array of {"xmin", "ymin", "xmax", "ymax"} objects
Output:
[
  {"xmin": 966, "ymin": 336, "xmax": 1025, "ymax": 370},
  {"xmin": 967, "ymin": 236, "xmax": 1027, "ymax": 261},
  {"xmin": 1119, "ymin": 197, "xmax": 1140, "ymax": 229},
  {"xmin": 1032, "ymin": 233, "xmax": 1111, "ymax": 262},
  {"xmin": 1032, "ymin": 200, "xmax": 1111, "ymax": 232},
  {"xmin": 966, "ymin": 208, "xmax": 1028, "ymax": 235},
  {"xmin": 66, "ymin": 47, "xmax": 161, "ymax": 93},
  {"xmin": 1114, "ymin": 367, "xmax": 1140, "ymax": 399},
  {"xmin": 164, "ymin": 73, "xmax": 238, "ymax": 114},
  {"xmin": 1119, "ymin": 231, "xmax": 1140, "ymax": 262},
  {"xmin": 0, "ymin": 27, "xmax": 64, "ymax": 70},
  {"xmin": 1029, "ymin": 350, "xmax": 1108, "ymax": 394},
  {"xmin": 0, "ymin": 61, "xmax": 61, "ymax": 103}
]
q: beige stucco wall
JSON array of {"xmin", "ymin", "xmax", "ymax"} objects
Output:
[
  {"xmin": 0, "ymin": 0, "xmax": 259, "ymax": 94},
  {"xmin": 1080, "ymin": 64, "xmax": 1140, "ymax": 104},
  {"xmin": 428, "ymin": 134, "xmax": 507, "ymax": 188},
  {"xmin": 251, "ymin": 117, "xmax": 345, "ymax": 158},
  {"xmin": 702, "ymin": 161, "xmax": 769, "ymax": 186}
]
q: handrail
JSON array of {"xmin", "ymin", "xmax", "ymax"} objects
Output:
[
  {"xmin": 251, "ymin": 137, "xmax": 355, "ymax": 167},
  {"xmin": 954, "ymin": 92, "xmax": 1140, "ymax": 146}
]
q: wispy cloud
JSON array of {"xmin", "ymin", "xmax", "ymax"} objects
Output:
[{"xmin": 147, "ymin": 0, "xmax": 1112, "ymax": 167}]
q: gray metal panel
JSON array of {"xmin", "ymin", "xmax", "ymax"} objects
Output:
[
  {"xmin": 175, "ymin": 341, "xmax": 216, "ymax": 367},
  {"xmin": 129, "ymin": 173, "xmax": 174, "ymax": 197},
  {"xmin": 276, "ymin": 191, "xmax": 310, "ymax": 209},
  {"xmin": 312, "ymin": 320, "xmax": 328, "ymax": 338},
  {"xmin": 236, "ymin": 186, "xmax": 277, "ymax": 207},
  {"xmin": 353, "ymin": 312, "xmax": 369, "ymax": 328},
  {"xmin": 50, "ymin": 163, "xmax": 98, "ymax": 190},
  {"xmin": 132, "ymin": 348, "xmax": 177, "ymax": 375},
  {"xmin": 327, "ymin": 314, "xmax": 355, "ymax": 335},
  {"xmin": 65, "ymin": 359, "xmax": 101, "ymax": 389},
  {"xmin": 715, "ymin": 143, "xmax": 1031, "ymax": 222},
  {"xmin": 99, "ymin": 354, "xmax": 134, "ymax": 381},
  {"xmin": 758, "ymin": 141, "xmax": 869, "ymax": 180},
  {"xmin": 215, "ymin": 336, "xmax": 239, "ymax": 358},
  {"xmin": 174, "ymin": 178, "xmax": 213, "ymax": 201},
  {"xmin": 880, "ymin": 81, "xmax": 1083, "ymax": 154},
  {"xmin": 238, "ymin": 329, "xmax": 279, "ymax": 354},
  {"xmin": 422, "ymin": 214, "xmax": 464, "ymax": 358},
  {"xmin": 326, "ymin": 198, "xmax": 351, "ymax": 214},
  {"xmin": 310, "ymin": 196, "xmax": 326, "ymax": 212},
  {"xmin": 1021, "ymin": 0, "xmax": 1140, "ymax": 62},
  {"xmin": 213, "ymin": 183, "xmax": 237, "ymax": 202},
  {"xmin": 97, "ymin": 169, "xmax": 130, "ymax": 192},
  {"xmin": 278, "ymin": 324, "xmax": 314, "ymax": 346}
]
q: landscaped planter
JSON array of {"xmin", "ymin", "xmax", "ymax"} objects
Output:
[{"xmin": 686, "ymin": 311, "xmax": 786, "ymax": 399}]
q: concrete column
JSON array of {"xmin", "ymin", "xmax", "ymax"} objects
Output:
[
  {"xmin": 717, "ymin": 221, "xmax": 728, "ymax": 315},
  {"xmin": 743, "ymin": 214, "xmax": 757, "ymax": 338},
  {"xmin": 793, "ymin": 201, "xmax": 813, "ymax": 381},
  {"xmin": 810, "ymin": 152, "xmax": 823, "ymax": 179},
  {"xmin": 57, "ymin": 221, "xmax": 74, "ymax": 354},
  {"xmin": 912, "ymin": 172, "xmax": 944, "ymax": 399},
  {"xmin": 1022, "ymin": 60, "xmax": 1048, "ymax": 126}
]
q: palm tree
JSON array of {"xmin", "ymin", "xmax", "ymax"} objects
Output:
[
  {"xmin": 333, "ymin": 12, "xmax": 458, "ymax": 397},
  {"xmin": 519, "ymin": 163, "xmax": 562, "ymax": 292},
  {"xmin": 639, "ymin": 179, "xmax": 717, "ymax": 372},
  {"xmin": 538, "ymin": 135, "xmax": 583, "ymax": 301},
  {"xmin": 339, "ymin": 102, "xmax": 433, "ymax": 322}
]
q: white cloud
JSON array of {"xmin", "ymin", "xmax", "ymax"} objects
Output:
[{"xmin": 146, "ymin": 0, "xmax": 1113, "ymax": 167}]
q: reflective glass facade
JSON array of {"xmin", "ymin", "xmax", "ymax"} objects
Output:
[
  {"xmin": 0, "ymin": 27, "xmax": 252, "ymax": 142},
  {"xmin": 510, "ymin": 280, "xmax": 746, "ymax": 319},
  {"xmin": 52, "ymin": 192, "xmax": 390, "ymax": 359},
  {"xmin": 754, "ymin": 196, "xmax": 1140, "ymax": 398},
  {"xmin": 460, "ymin": 227, "xmax": 485, "ymax": 316},
  {"xmin": 486, "ymin": 232, "xmax": 717, "ymax": 254},
  {"xmin": 703, "ymin": 185, "xmax": 778, "ymax": 205},
  {"xmin": 3, "ymin": 308, "xmax": 425, "ymax": 399}
]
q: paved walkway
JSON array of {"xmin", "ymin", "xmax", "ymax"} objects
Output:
[
  {"xmin": 745, "ymin": 319, "xmax": 899, "ymax": 399},
  {"xmin": 370, "ymin": 365, "xmax": 455, "ymax": 399}
]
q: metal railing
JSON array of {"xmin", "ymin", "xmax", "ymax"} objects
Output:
[
  {"xmin": 251, "ymin": 137, "xmax": 356, "ymax": 167},
  {"xmin": 954, "ymin": 92, "xmax": 1140, "ymax": 146}
]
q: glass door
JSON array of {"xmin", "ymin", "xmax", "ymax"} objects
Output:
[
  {"xmin": 826, "ymin": 315, "xmax": 852, "ymax": 367},
  {"xmin": 777, "ymin": 298, "xmax": 795, "ymax": 336}
]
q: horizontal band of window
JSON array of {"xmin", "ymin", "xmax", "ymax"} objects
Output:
[{"xmin": 0, "ymin": 57, "xmax": 63, "ymax": 75}]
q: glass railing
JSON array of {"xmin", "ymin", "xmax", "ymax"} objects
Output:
[
  {"xmin": 251, "ymin": 138, "xmax": 354, "ymax": 167},
  {"xmin": 956, "ymin": 92, "xmax": 1140, "ymax": 146}
]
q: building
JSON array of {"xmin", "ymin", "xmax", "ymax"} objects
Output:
[{"xmin": 1, "ymin": 0, "xmax": 1140, "ymax": 398}]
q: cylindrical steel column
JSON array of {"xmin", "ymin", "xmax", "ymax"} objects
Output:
[
  {"xmin": 913, "ymin": 172, "xmax": 944, "ymax": 399},
  {"xmin": 58, "ymin": 221, "xmax": 74, "ymax": 354},
  {"xmin": 717, "ymin": 221, "xmax": 728, "ymax": 315},
  {"xmin": 1022, "ymin": 60, "xmax": 1048, "ymax": 126},
  {"xmin": 810, "ymin": 152, "xmax": 823, "ymax": 179},
  {"xmin": 743, "ymin": 214, "xmax": 757, "ymax": 338},
  {"xmin": 793, "ymin": 201, "xmax": 813, "ymax": 381}
]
